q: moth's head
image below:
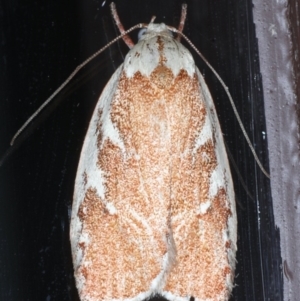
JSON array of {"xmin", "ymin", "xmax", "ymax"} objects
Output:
[{"xmin": 137, "ymin": 23, "xmax": 173, "ymax": 41}]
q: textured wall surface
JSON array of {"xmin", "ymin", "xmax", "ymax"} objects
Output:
[{"xmin": 253, "ymin": 0, "xmax": 300, "ymax": 300}]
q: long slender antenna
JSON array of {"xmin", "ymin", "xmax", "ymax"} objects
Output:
[
  {"xmin": 168, "ymin": 26, "xmax": 270, "ymax": 179},
  {"xmin": 110, "ymin": 2, "xmax": 135, "ymax": 48},
  {"xmin": 9, "ymin": 23, "xmax": 145, "ymax": 147},
  {"xmin": 176, "ymin": 3, "xmax": 187, "ymax": 41}
]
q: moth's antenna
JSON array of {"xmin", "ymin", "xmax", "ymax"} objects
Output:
[
  {"xmin": 110, "ymin": 2, "xmax": 135, "ymax": 48},
  {"xmin": 150, "ymin": 16, "xmax": 156, "ymax": 23},
  {"xmin": 8, "ymin": 23, "xmax": 145, "ymax": 148},
  {"xmin": 176, "ymin": 3, "xmax": 187, "ymax": 41},
  {"xmin": 169, "ymin": 26, "xmax": 270, "ymax": 179}
]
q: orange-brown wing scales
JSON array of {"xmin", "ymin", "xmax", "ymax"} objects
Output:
[
  {"xmin": 75, "ymin": 67, "xmax": 233, "ymax": 300},
  {"xmin": 71, "ymin": 28, "xmax": 236, "ymax": 301}
]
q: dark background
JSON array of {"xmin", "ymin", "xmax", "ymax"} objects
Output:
[{"xmin": 0, "ymin": 0, "xmax": 282, "ymax": 300}]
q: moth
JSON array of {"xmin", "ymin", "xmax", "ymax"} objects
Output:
[{"xmin": 70, "ymin": 3, "xmax": 237, "ymax": 301}]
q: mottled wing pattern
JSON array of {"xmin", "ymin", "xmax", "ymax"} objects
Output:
[{"xmin": 70, "ymin": 24, "xmax": 237, "ymax": 301}]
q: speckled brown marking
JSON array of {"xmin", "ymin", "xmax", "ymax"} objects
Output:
[
  {"xmin": 150, "ymin": 65, "xmax": 174, "ymax": 89},
  {"xmin": 71, "ymin": 23, "xmax": 236, "ymax": 301},
  {"xmin": 74, "ymin": 55, "xmax": 234, "ymax": 299},
  {"xmin": 157, "ymin": 36, "xmax": 164, "ymax": 52},
  {"xmin": 75, "ymin": 66, "xmax": 209, "ymax": 299},
  {"xmin": 77, "ymin": 187, "xmax": 160, "ymax": 299},
  {"xmin": 164, "ymin": 141, "xmax": 232, "ymax": 300}
]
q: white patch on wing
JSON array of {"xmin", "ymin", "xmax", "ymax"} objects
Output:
[
  {"xmin": 198, "ymin": 200, "xmax": 211, "ymax": 214},
  {"xmin": 75, "ymin": 272, "xmax": 86, "ymax": 294},
  {"xmin": 109, "ymin": 291, "xmax": 153, "ymax": 301},
  {"xmin": 70, "ymin": 66, "xmax": 124, "ymax": 270},
  {"xmin": 124, "ymin": 24, "xmax": 195, "ymax": 78},
  {"xmin": 209, "ymin": 164, "xmax": 225, "ymax": 198},
  {"xmin": 106, "ymin": 202, "xmax": 117, "ymax": 214},
  {"xmin": 74, "ymin": 231, "xmax": 91, "ymax": 276},
  {"xmin": 196, "ymin": 67, "xmax": 237, "ymax": 254},
  {"xmin": 150, "ymin": 252, "xmax": 169, "ymax": 292},
  {"xmin": 196, "ymin": 67, "xmax": 238, "ymax": 274},
  {"xmin": 193, "ymin": 114, "xmax": 212, "ymax": 154},
  {"xmin": 161, "ymin": 292, "xmax": 190, "ymax": 301},
  {"xmin": 150, "ymin": 231, "xmax": 177, "ymax": 293},
  {"xmin": 101, "ymin": 111, "xmax": 126, "ymax": 154}
]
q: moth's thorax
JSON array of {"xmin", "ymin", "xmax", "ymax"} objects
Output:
[{"xmin": 123, "ymin": 23, "xmax": 196, "ymax": 78}]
